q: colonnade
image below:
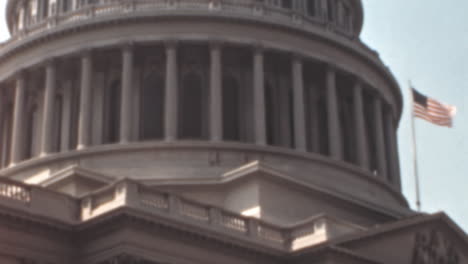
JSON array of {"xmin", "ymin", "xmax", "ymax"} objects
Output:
[{"xmin": 0, "ymin": 41, "xmax": 400, "ymax": 187}]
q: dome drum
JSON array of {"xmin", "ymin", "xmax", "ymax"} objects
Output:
[{"xmin": 0, "ymin": 39, "xmax": 401, "ymax": 194}]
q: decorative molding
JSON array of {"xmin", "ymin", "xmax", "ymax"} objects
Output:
[{"xmin": 412, "ymin": 229, "xmax": 460, "ymax": 264}]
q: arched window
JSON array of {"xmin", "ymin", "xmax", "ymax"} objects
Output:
[
  {"xmin": 180, "ymin": 72, "xmax": 203, "ymax": 139},
  {"xmin": 222, "ymin": 75, "xmax": 240, "ymax": 141},
  {"xmin": 103, "ymin": 80, "xmax": 121, "ymax": 144},
  {"xmin": 140, "ymin": 73, "xmax": 164, "ymax": 140}
]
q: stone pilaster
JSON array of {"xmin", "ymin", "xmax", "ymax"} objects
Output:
[
  {"xmin": 292, "ymin": 55, "xmax": 306, "ymax": 151},
  {"xmin": 209, "ymin": 42, "xmax": 222, "ymax": 142},
  {"xmin": 40, "ymin": 59, "xmax": 57, "ymax": 155},
  {"xmin": 77, "ymin": 50, "xmax": 93, "ymax": 149},
  {"xmin": 120, "ymin": 43, "xmax": 134, "ymax": 144},
  {"xmin": 253, "ymin": 45, "xmax": 266, "ymax": 146},
  {"xmin": 164, "ymin": 41, "xmax": 178, "ymax": 141},
  {"xmin": 10, "ymin": 72, "xmax": 26, "ymax": 165}
]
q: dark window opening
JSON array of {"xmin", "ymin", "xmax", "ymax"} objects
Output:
[
  {"xmin": 363, "ymin": 91, "xmax": 378, "ymax": 175},
  {"xmin": 104, "ymin": 80, "xmax": 121, "ymax": 144},
  {"xmin": 24, "ymin": 106, "xmax": 38, "ymax": 160},
  {"xmin": 282, "ymin": 0, "xmax": 293, "ymax": 9},
  {"xmin": 317, "ymin": 92, "xmax": 329, "ymax": 156},
  {"xmin": 140, "ymin": 74, "xmax": 165, "ymax": 140},
  {"xmin": 327, "ymin": 0, "xmax": 335, "ymax": 22},
  {"xmin": 307, "ymin": 0, "xmax": 316, "ymax": 16},
  {"xmin": 180, "ymin": 73, "xmax": 204, "ymax": 139},
  {"xmin": 222, "ymin": 75, "xmax": 240, "ymax": 141}
]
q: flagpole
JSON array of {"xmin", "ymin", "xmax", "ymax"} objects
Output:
[{"xmin": 409, "ymin": 81, "xmax": 422, "ymax": 211}]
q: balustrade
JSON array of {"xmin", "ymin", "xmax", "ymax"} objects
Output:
[
  {"xmin": 78, "ymin": 179, "xmax": 350, "ymax": 251},
  {"xmin": 7, "ymin": 0, "xmax": 356, "ymax": 42},
  {"xmin": 0, "ymin": 175, "xmax": 363, "ymax": 251},
  {"xmin": 0, "ymin": 179, "xmax": 31, "ymax": 203}
]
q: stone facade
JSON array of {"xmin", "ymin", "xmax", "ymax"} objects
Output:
[{"xmin": 0, "ymin": 0, "xmax": 466, "ymax": 263}]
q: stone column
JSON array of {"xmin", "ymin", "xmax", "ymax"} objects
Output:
[
  {"xmin": 253, "ymin": 46, "xmax": 266, "ymax": 146},
  {"xmin": 164, "ymin": 41, "xmax": 178, "ymax": 141},
  {"xmin": 120, "ymin": 44, "xmax": 134, "ymax": 144},
  {"xmin": 326, "ymin": 65, "xmax": 342, "ymax": 160},
  {"xmin": 385, "ymin": 109, "xmax": 402, "ymax": 189},
  {"xmin": 77, "ymin": 51, "xmax": 93, "ymax": 150},
  {"xmin": 353, "ymin": 80, "xmax": 370, "ymax": 169},
  {"xmin": 209, "ymin": 42, "xmax": 222, "ymax": 142},
  {"xmin": 373, "ymin": 96, "xmax": 388, "ymax": 180},
  {"xmin": 60, "ymin": 81, "xmax": 72, "ymax": 152},
  {"xmin": 40, "ymin": 60, "xmax": 57, "ymax": 155},
  {"xmin": 10, "ymin": 73, "xmax": 26, "ymax": 165},
  {"xmin": 292, "ymin": 55, "xmax": 306, "ymax": 152}
]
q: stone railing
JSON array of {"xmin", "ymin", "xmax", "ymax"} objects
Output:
[
  {"xmin": 81, "ymin": 179, "xmax": 290, "ymax": 249},
  {"xmin": 0, "ymin": 178, "xmax": 31, "ymax": 203},
  {"xmin": 0, "ymin": 177, "xmax": 361, "ymax": 250},
  {"xmin": 80, "ymin": 179, "xmax": 362, "ymax": 251},
  {"xmin": 0, "ymin": 178, "xmax": 79, "ymax": 222},
  {"xmin": 8, "ymin": 0, "xmax": 354, "ymax": 45}
]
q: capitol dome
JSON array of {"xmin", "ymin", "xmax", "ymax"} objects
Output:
[
  {"xmin": 0, "ymin": 0, "xmax": 407, "ymax": 224},
  {"xmin": 0, "ymin": 1, "xmax": 467, "ymax": 264},
  {"xmin": 11, "ymin": 2, "xmax": 468, "ymax": 263}
]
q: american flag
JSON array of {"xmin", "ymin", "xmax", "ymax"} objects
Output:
[{"xmin": 412, "ymin": 88, "xmax": 456, "ymax": 127}]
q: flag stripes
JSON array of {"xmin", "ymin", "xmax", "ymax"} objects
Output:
[{"xmin": 412, "ymin": 88, "xmax": 456, "ymax": 127}]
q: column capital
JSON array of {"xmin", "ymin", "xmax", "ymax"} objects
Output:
[
  {"xmin": 252, "ymin": 42, "xmax": 265, "ymax": 53},
  {"xmin": 291, "ymin": 52, "xmax": 305, "ymax": 62},
  {"xmin": 78, "ymin": 48, "xmax": 94, "ymax": 59},
  {"xmin": 164, "ymin": 39, "xmax": 179, "ymax": 49},
  {"xmin": 353, "ymin": 75, "xmax": 364, "ymax": 86},
  {"xmin": 208, "ymin": 39, "xmax": 225, "ymax": 49},
  {"xmin": 15, "ymin": 69, "xmax": 26, "ymax": 80},
  {"xmin": 326, "ymin": 62, "xmax": 339, "ymax": 72},
  {"xmin": 120, "ymin": 40, "xmax": 135, "ymax": 51},
  {"xmin": 44, "ymin": 57, "xmax": 57, "ymax": 67}
]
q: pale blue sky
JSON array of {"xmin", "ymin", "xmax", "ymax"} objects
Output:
[{"xmin": 0, "ymin": 1, "xmax": 466, "ymax": 231}]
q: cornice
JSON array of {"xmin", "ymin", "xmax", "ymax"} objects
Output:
[
  {"xmin": 141, "ymin": 159, "xmax": 410, "ymax": 217},
  {"xmin": 0, "ymin": 141, "xmax": 409, "ymax": 208}
]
